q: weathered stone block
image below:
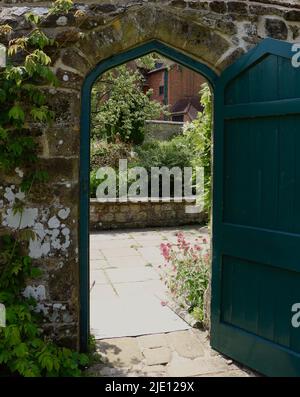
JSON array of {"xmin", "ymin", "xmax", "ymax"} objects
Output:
[
  {"xmin": 209, "ymin": 1, "xmax": 227, "ymax": 14},
  {"xmin": 115, "ymin": 213, "xmax": 128, "ymax": 222},
  {"xmin": 46, "ymin": 89, "xmax": 80, "ymax": 125},
  {"xmin": 37, "ymin": 158, "xmax": 78, "ymax": 184},
  {"xmin": 89, "ymin": 4, "xmax": 119, "ymax": 14},
  {"xmin": 249, "ymin": 4, "xmax": 285, "ymax": 18},
  {"xmin": 284, "ymin": 10, "xmax": 300, "ymax": 22},
  {"xmin": 48, "ymin": 259, "xmax": 78, "ymax": 301},
  {"xmin": 215, "ymin": 19, "xmax": 238, "ymax": 35},
  {"xmin": 100, "ymin": 213, "xmax": 114, "ymax": 222},
  {"xmin": 168, "ymin": 330, "xmax": 205, "ymax": 359},
  {"xmin": 227, "ymin": 1, "xmax": 248, "ymax": 15},
  {"xmin": 40, "ymin": 12, "xmax": 76, "ymax": 28},
  {"xmin": 265, "ymin": 18, "xmax": 288, "ymax": 40},
  {"xmin": 45, "ymin": 126, "xmax": 80, "ymax": 157},
  {"xmin": 188, "ymin": 1, "xmax": 209, "ymax": 10},
  {"xmin": 56, "ymin": 68, "xmax": 84, "ymax": 90},
  {"xmin": 290, "ymin": 25, "xmax": 300, "ymax": 40},
  {"xmin": 60, "ymin": 48, "xmax": 92, "ymax": 73}
]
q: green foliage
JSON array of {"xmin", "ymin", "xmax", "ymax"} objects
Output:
[
  {"xmin": 90, "ymin": 140, "xmax": 133, "ymax": 170},
  {"xmin": 134, "ymin": 136, "xmax": 193, "ymax": 172},
  {"xmin": 183, "ymin": 83, "xmax": 212, "ymax": 213},
  {"xmin": 135, "ymin": 53, "xmax": 158, "ymax": 70},
  {"xmin": 160, "ymin": 232, "xmax": 210, "ymax": 324},
  {"xmin": 89, "ymin": 136, "xmax": 194, "ymax": 198},
  {"xmin": 48, "ymin": 0, "xmax": 74, "ymax": 15},
  {"xmin": 0, "ymin": 236, "xmax": 89, "ymax": 377},
  {"xmin": 0, "ymin": 1, "xmax": 93, "ymax": 377},
  {"xmin": 0, "ymin": 12, "xmax": 56, "ymax": 173},
  {"xmin": 91, "ymin": 63, "xmax": 168, "ymax": 144}
]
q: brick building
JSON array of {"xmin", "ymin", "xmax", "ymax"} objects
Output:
[{"xmin": 143, "ymin": 61, "xmax": 207, "ymax": 122}]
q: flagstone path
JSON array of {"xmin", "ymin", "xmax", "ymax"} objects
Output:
[{"xmin": 89, "ymin": 226, "xmax": 256, "ymax": 377}]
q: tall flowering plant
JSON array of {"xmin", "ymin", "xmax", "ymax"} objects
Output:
[{"xmin": 160, "ymin": 232, "xmax": 210, "ymax": 323}]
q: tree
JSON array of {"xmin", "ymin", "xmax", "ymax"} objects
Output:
[
  {"xmin": 91, "ymin": 56, "xmax": 168, "ymax": 145},
  {"xmin": 183, "ymin": 83, "xmax": 212, "ymax": 213}
]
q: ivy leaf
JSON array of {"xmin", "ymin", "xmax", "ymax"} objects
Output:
[
  {"xmin": 14, "ymin": 342, "xmax": 28, "ymax": 358},
  {"xmin": 9, "ymin": 142, "xmax": 23, "ymax": 156},
  {"xmin": 25, "ymin": 13, "xmax": 41, "ymax": 26},
  {"xmin": 79, "ymin": 354, "xmax": 89, "ymax": 366},
  {"xmin": 30, "ymin": 106, "xmax": 50, "ymax": 122},
  {"xmin": 0, "ymin": 88, "xmax": 6, "ymax": 103},
  {"xmin": 0, "ymin": 350, "xmax": 11, "ymax": 364},
  {"xmin": 8, "ymin": 38, "xmax": 28, "ymax": 55},
  {"xmin": 49, "ymin": 0, "xmax": 74, "ymax": 15},
  {"xmin": 0, "ymin": 127, "xmax": 8, "ymax": 140},
  {"xmin": 38, "ymin": 352, "xmax": 54, "ymax": 372},
  {"xmin": 28, "ymin": 31, "xmax": 53, "ymax": 50},
  {"xmin": 5, "ymin": 325, "xmax": 21, "ymax": 345},
  {"xmin": 30, "ymin": 267, "xmax": 43, "ymax": 279},
  {"xmin": 0, "ymin": 24, "xmax": 12, "ymax": 36},
  {"xmin": 8, "ymin": 105, "xmax": 25, "ymax": 122},
  {"xmin": 5, "ymin": 66, "xmax": 26, "ymax": 86}
]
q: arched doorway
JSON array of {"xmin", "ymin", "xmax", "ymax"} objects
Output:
[
  {"xmin": 79, "ymin": 40, "xmax": 218, "ymax": 350},
  {"xmin": 80, "ymin": 38, "xmax": 300, "ymax": 376}
]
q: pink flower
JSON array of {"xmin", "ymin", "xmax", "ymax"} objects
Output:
[
  {"xmin": 160, "ymin": 243, "xmax": 171, "ymax": 261},
  {"xmin": 194, "ymin": 244, "xmax": 202, "ymax": 251},
  {"xmin": 160, "ymin": 300, "xmax": 168, "ymax": 306}
]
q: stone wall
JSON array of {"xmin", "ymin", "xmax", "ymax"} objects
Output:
[
  {"xmin": 144, "ymin": 120, "xmax": 183, "ymax": 141},
  {"xmin": 0, "ymin": 0, "xmax": 299, "ymax": 348},
  {"xmin": 90, "ymin": 198, "xmax": 206, "ymax": 230}
]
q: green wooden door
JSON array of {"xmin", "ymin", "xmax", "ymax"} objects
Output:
[{"xmin": 211, "ymin": 38, "xmax": 300, "ymax": 377}]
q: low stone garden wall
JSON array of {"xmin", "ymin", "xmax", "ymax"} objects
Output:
[
  {"xmin": 90, "ymin": 198, "xmax": 206, "ymax": 230},
  {"xmin": 144, "ymin": 120, "xmax": 183, "ymax": 141}
]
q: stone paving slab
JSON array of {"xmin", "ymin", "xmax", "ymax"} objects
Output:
[
  {"xmin": 91, "ymin": 293, "xmax": 190, "ymax": 339},
  {"xmin": 90, "ymin": 259, "xmax": 109, "ymax": 270},
  {"xmin": 104, "ymin": 255, "xmax": 147, "ymax": 268},
  {"xmin": 104, "ymin": 267, "xmax": 159, "ymax": 283},
  {"xmin": 90, "ymin": 226, "xmax": 208, "ymax": 339},
  {"xmin": 88, "ymin": 226, "xmax": 255, "ymax": 376},
  {"xmin": 89, "ymin": 329, "xmax": 255, "ymax": 377},
  {"xmin": 167, "ymin": 330, "xmax": 205, "ymax": 359}
]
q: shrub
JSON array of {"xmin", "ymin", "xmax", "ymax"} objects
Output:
[
  {"xmin": 90, "ymin": 136, "xmax": 195, "ymax": 198},
  {"xmin": 90, "ymin": 140, "xmax": 133, "ymax": 170},
  {"xmin": 159, "ymin": 232, "xmax": 210, "ymax": 324},
  {"xmin": 134, "ymin": 135, "xmax": 194, "ymax": 171},
  {"xmin": 91, "ymin": 65, "xmax": 168, "ymax": 144},
  {"xmin": 183, "ymin": 83, "xmax": 212, "ymax": 213}
]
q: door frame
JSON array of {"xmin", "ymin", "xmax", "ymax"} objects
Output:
[{"xmin": 79, "ymin": 40, "xmax": 218, "ymax": 351}]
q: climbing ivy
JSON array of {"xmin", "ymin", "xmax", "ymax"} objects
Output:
[{"xmin": 0, "ymin": 0, "xmax": 91, "ymax": 377}]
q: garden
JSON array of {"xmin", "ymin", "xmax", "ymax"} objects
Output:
[
  {"xmin": 90, "ymin": 56, "xmax": 213, "ymax": 327},
  {"xmin": 90, "ymin": 56, "xmax": 212, "ymax": 207}
]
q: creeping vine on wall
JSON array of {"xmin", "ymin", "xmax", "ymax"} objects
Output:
[{"xmin": 0, "ymin": 0, "xmax": 92, "ymax": 377}]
